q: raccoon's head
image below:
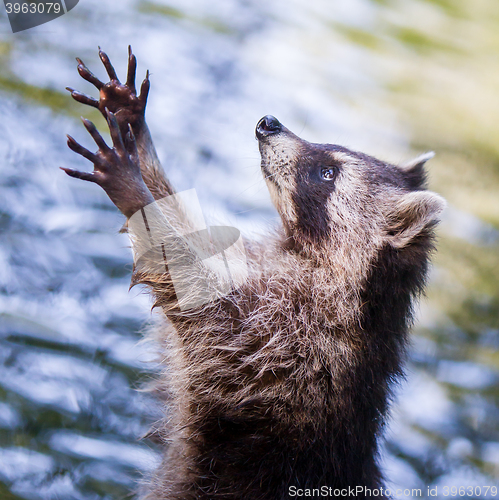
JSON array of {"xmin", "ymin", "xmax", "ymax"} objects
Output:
[{"xmin": 256, "ymin": 115, "xmax": 446, "ymax": 269}]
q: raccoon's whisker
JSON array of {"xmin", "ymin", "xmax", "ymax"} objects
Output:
[
  {"xmin": 233, "ymin": 169, "xmax": 277, "ymax": 198},
  {"xmin": 226, "ymin": 157, "xmax": 261, "ymax": 170},
  {"xmin": 233, "ymin": 207, "xmax": 260, "ymax": 215},
  {"xmin": 262, "ymin": 171, "xmax": 277, "ymax": 182}
]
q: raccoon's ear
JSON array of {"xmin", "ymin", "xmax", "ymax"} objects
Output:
[
  {"xmin": 386, "ymin": 190, "xmax": 446, "ymax": 249},
  {"xmin": 400, "ymin": 151, "xmax": 435, "ymax": 171},
  {"xmin": 398, "ymin": 152, "xmax": 434, "ymax": 190}
]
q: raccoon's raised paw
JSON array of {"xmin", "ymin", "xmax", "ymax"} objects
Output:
[
  {"xmin": 62, "ymin": 109, "xmax": 154, "ymax": 218},
  {"xmin": 66, "ymin": 46, "xmax": 150, "ymax": 138}
]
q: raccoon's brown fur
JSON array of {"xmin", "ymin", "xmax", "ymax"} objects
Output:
[{"xmin": 65, "ymin": 50, "xmax": 446, "ymax": 500}]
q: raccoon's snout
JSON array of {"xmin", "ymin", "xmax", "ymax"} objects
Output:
[{"xmin": 256, "ymin": 115, "xmax": 282, "ymax": 140}]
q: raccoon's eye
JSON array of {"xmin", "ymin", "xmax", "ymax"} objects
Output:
[{"xmin": 320, "ymin": 166, "xmax": 338, "ymax": 181}]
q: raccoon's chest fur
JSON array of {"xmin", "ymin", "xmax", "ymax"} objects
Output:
[{"xmin": 150, "ymin": 244, "xmax": 409, "ymax": 499}]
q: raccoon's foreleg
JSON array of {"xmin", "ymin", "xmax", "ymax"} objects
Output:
[
  {"xmin": 65, "ymin": 48, "xmax": 246, "ymax": 313},
  {"xmin": 67, "ymin": 46, "xmax": 174, "ymax": 200},
  {"xmin": 63, "ymin": 111, "xmax": 238, "ymax": 312},
  {"xmin": 62, "ymin": 110, "xmax": 155, "ymax": 219}
]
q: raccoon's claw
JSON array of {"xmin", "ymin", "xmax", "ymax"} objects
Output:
[
  {"xmin": 66, "ymin": 134, "xmax": 101, "ymax": 165},
  {"xmin": 105, "ymin": 109, "xmax": 126, "ymax": 151},
  {"xmin": 66, "ymin": 87, "xmax": 100, "ymax": 109},
  {"xmin": 60, "ymin": 167, "xmax": 100, "ymax": 183},
  {"xmin": 125, "ymin": 123, "xmax": 140, "ymax": 165},
  {"xmin": 81, "ymin": 117, "xmax": 112, "ymax": 153},
  {"xmin": 76, "ymin": 57, "xmax": 104, "ymax": 90},
  {"xmin": 98, "ymin": 46, "xmax": 119, "ymax": 82},
  {"xmin": 139, "ymin": 69, "xmax": 150, "ymax": 107},
  {"xmin": 126, "ymin": 45, "xmax": 137, "ymax": 94}
]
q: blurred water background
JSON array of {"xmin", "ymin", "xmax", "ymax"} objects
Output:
[{"xmin": 0, "ymin": 0, "xmax": 498, "ymax": 498}]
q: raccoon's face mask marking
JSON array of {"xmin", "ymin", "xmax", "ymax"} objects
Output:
[
  {"xmin": 256, "ymin": 116, "xmax": 342, "ymax": 242},
  {"xmin": 256, "ymin": 115, "xmax": 445, "ymax": 255}
]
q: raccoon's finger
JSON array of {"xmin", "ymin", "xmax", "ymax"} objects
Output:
[
  {"xmin": 139, "ymin": 70, "xmax": 150, "ymax": 106},
  {"xmin": 67, "ymin": 88, "xmax": 100, "ymax": 108},
  {"xmin": 105, "ymin": 109, "xmax": 126, "ymax": 152},
  {"xmin": 126, "ymin": 123, "xmax": 140, "ymax": 164},
  {"xmin": 126, "ymin": 45, "xmax": 137, "ymax": 94},
  {"xmin": 98, "ymin": 47, "xmax": 119, "ymax": 82},
  {"xmin": 60, "ymin": 167, "xmax": 100, "ymax": 183},
  {"xmin": 67, "ymin": 135, "xmax": 100, "ymax": 164},
  {"xmin": 76, "ymin": 58, "xmax": 104, "ymax": 90},
  {"xmin": 81, "ymin": 118, "xmax": 111, "ymax": 153}
]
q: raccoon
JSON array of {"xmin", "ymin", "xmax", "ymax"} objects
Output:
[{"xmin": 64, "ymin": 48, "xmax": 445, "ymax": 500}]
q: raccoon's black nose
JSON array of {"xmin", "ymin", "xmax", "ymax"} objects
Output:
[{"xmin": 256, "ymin": 115, "xmax": 282, "ymax": 139}]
